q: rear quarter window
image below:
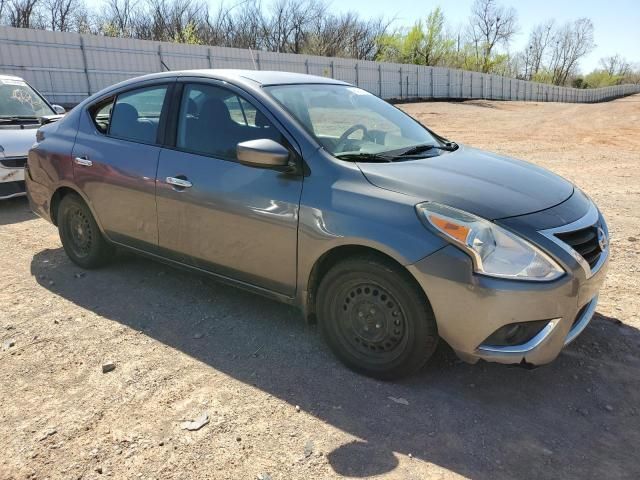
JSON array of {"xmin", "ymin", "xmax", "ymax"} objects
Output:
[{"xmin": 90, "ymin": 99, "xmax": 114, "ymax": 134}]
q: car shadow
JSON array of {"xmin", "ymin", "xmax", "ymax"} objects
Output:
[
  {"xmin": 30, "ymin": 248, "xmax": 640, "ymax": 480},
  {"xmin": 0, "ymin": 196, "xmax": 36, "ymax": 225}
]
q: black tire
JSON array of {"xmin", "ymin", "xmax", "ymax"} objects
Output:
[
  {"xmin": 58, "ymin": 193, "xmax": 114, "ymax": 269},
  {"xmin": 317, "ymin": 254, "xmax": 439, "ymax": 380}
]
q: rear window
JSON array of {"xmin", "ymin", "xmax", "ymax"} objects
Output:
[{"xmin": 109, "ymin": 86, "xmax": 167, "ymax": 144}]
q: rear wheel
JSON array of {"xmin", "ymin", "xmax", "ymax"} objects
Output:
[
  {"xmin": 58, "ymin": 193, "xmax": 114, "ymax": 269},
  {"xmin": 317, "ymin": 255, "xmax": 438, "ymax": 380}
]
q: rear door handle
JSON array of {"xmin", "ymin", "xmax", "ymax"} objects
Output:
[
  {"xmin": 166, "ymin": 176, "xmax": 193, "ymax": 189},
  {"xmin": 74, "ymin": 156, "xmax": 92, "ymax": 166}
]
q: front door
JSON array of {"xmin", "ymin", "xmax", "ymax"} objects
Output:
[
  {"xmin": 155, "ymin": 81, "xmax": 303, "ymax": 296},
  {"xmin": 72, "ymin": 83, "xmax": 170, "ymax": 249}
]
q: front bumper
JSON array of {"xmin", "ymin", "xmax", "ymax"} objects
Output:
[
  {"xmin": 473, "ymin": 295, "xmax": 598, "ymax": 365},
  {"xmin": 0, "ymin": 180, "xmax": 26, "ymax": 199},
  {"xmin": 407, "ymin": 240, "xmax": 609, "ymax": 366},
  {"xmin": 0, "ymin": 165, "xmax": 26, "ymax": 199}
]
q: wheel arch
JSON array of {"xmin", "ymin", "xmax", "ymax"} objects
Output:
[
  {"xmin": 50, "ymin": 186, "xmax": 79, "ymax": 226},
  {"xmin": 302, "ymin": 244, "xmax": 431, "ymax": 323},
  {"xmin": 49, "ymin": 185, "xmax": 105, "ymax": 236}
]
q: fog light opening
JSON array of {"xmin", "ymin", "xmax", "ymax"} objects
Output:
[{"xmin": 482, "ymin": 320, "xmax": 551, "ymax": 347}]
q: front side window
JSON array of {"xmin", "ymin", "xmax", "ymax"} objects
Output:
[
  {"xmin": 177, "ymin": 83, "xmax": 283, "ymax": 160},
  {"xmin": 109, "ymin": 85, "xmax": 168, "ymax": 144},
  {"xmin": 264, "ymin": 84, "xmax": 440, "ymax": 157},
  {"xmin": 0, "ymin": 78, "xmax": 54, "ymax": 118}
]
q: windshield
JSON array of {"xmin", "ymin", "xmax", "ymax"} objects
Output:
[
  {"xmin": 264, "ymin": 84, "xmax": 441, "ymax": 157},
  {"xmin": 0, "ymin": 78, "xmax": 54, "ymax": 118}
]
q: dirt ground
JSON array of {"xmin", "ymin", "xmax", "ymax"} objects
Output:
[{"xmin": 1, "ymin": 96, "xmax": 639, "ymax": 480}]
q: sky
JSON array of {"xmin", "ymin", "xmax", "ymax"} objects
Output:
[{"xmin": 327, "ymin": 0, "xmax": 640, "ymax": 72}]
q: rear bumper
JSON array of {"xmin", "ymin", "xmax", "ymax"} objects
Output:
[
  {"xmin": 407, "ymin": 243, "xmax": 609, "ymax": 367},
  {"xmin": 25, "ymin": 165, "xmax": 53, "ymax": 221}
]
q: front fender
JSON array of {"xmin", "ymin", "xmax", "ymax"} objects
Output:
[{"xmin": 295, "ymin": 161, "xmax": 447, "ymax": 315}]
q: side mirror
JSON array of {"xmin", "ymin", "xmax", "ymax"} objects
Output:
[
  {"xmin": 52, "ymin": 104, "xmax": 66, "ymax": 114},
  {"xmin": 236, "ymin": 139, "xmax": 290, "ymax": 168}
]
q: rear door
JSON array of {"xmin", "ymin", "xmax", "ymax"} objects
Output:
[
  {"xmin": 72, "ymin": 82, "xmax": 172, "ymax": 249},
  {"xmin": 155, "ymin": 80, "xmax": 303, "ymax": 295}
]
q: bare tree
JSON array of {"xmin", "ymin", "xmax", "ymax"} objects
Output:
[
  {"xmin": 262, "ymin": 0, "xmax": 323, "ymax": 53},
  {"xmin": 43, "ymin": 0, "xmax": 83, "ymax": 31},
  {"xmin": 305, "ymin": 12, "xmax": 352, "ymax": 57},
  {"xmin": 73, "ymin": 5, "xmax": 95, "ymax": 33},
  {"xmin": 523, "ymin": 20, "xmax": 554, "ymax": 79},
  {"xmin": 599, "ymin": 54, "xmax": 632, "ymax": 77},
  {"xmin": 227, "ymin": 0, "xmax": 265, "ymax": 49},
  {"xmin": 468, "ymin": 0, "xmax": 518, "ymax": 73},
  {"xmin": 134, "ymin": 0, "xmax": 204, "ymax": 42},
  {"xmin": 8, "ymin": 0, "xmax": 40, "ymax": 27},
  {"xmin": 302, "ymin": 10, "xmax": 388, "ymax": 60},
  {"xmin": 549, "ymin": 18, "xmax": 595, "ymax": 85},
  {"xmin": 200, "ymin": 2, "xmax": 230, "ymax": 46},
  {"xmin": 346, "ymin": 14, "xmax": 390, "ymax": 60},
  {"xmin": 99, "ymin": 0, "xmax": 138, "ymax": 37}
]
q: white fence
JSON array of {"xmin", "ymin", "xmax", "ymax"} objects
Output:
[{"xmin": 1, "ymin": 26, "xmax": 638, "ymax": 106}]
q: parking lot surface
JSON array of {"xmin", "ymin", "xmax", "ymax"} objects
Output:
[{"xmin": 1, "ymin": 96, "xmax": 639, "ymax": 479}]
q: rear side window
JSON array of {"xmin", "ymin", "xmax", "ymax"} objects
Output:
[
  {"xmin": 176, "ymin": 83, "xmax": 283, "ymax": 160},
  {"xmin": 108, "ymin": 86, "xmax": 168, "ymax": 144}
]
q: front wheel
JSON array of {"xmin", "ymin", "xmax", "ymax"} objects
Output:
[
  {"xmin": 58, "ymin": 193, "xmax": 114, "ymax": 269},
  {"xmin": 317, "ymin": 255, "xmax": 439, "ymax": 380}
]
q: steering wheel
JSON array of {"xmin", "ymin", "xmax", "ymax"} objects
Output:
[{"xmin": 336, "ymin": 124, "xmax": 369, "ymax": 152}]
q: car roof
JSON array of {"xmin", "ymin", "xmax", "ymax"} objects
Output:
[
  {"xmin": 181, "ymin": 69, "xmax": 349, "ymax": 86},
  {"xmin": 79, "ymin": 69, "xmax": 353, "ymax": 109},
  {"xmin": 0, "ymin": 74, "xmax": 25, "ymax": 82},
  {"xmin": 112, "ymin": 69, "xmax": 349, "ymax": 89}
]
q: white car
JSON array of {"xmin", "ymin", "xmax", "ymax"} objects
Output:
[{"xmin": 0, "ymin": 74, "xmax": 65, "ymax": 199}]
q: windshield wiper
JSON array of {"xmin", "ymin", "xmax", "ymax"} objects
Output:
[
  {"xmin": 394, "ymin": 142, "xmax": 458, "ymax": 157},
  {"xmin": 334, "ymin": 152, "xmax": 393, "ymax": 163},
  {"xmin": 334, "ymin": 142, "xmax": 458, "ymax": 163},
  {"xmin": 0, "ymin": 115, "xmax": 40, "ymax": 123}
]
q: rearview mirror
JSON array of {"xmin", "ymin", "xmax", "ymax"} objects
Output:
[
  {"xmin": 236, "ymin": 139, "xmax": 290, "ymax": 168},
  {"xmin": 52, "ymin": 104, "xmax": 66, "ymax": 114}
]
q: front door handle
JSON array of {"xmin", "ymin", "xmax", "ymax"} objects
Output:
[
  {"xmin": 74, "ymin": 156, "xmax": 92, "ymax": 166},
  {"xmin": 166, "ymin": 176, "xmax": 193, "ymax": 189}
]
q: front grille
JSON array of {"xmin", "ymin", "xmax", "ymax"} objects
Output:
[
  {"xmin": 0, "ymin": 156, "xmax": 27, "ymax": 168},
  {"xmin": 555, "ymin": 226, "xmax": 602, "ymax": 268}
]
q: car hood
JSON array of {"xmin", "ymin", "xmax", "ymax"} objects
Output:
[
  {"xmin": 356, "ymin": 145, "xmax": 574, "ymax": 220},
  {"xmin": 0, "ymin": 125, "xmax": 39, "ymax": 158}
]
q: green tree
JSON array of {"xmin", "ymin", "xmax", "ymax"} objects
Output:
[
  {"xmin": 174, "ymin": 21, "xmax": 201, "ymax": 44},
  {"xmin": 376, "ymin": 7, "xmax": 454, "ymax": 66},
  {"xmin": 583, "ymin": 70, "xmax": 622, "ymax": 88}
]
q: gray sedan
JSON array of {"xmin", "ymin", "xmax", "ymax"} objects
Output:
[{"xmin": 26, "ymin": 70, "xmax": 608, "ymax": 379}]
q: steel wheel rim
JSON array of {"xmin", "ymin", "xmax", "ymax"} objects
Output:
[
  {"xmin": 334, "ymin": 281, "xmax": 409, "ymax": 364},
  {"xmin": 66, "ymin": 207, "xmax": 93, "ymax": 258}
]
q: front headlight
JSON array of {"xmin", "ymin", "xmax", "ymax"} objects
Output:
[{"xmin": 416, "ymin": 202, "xmax": 564, "ymax": 281}]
